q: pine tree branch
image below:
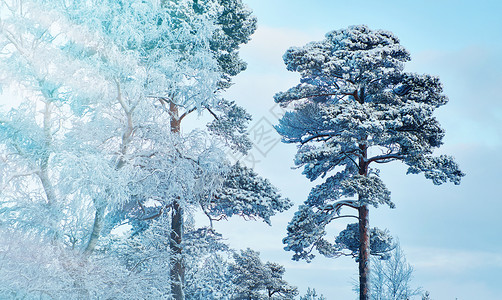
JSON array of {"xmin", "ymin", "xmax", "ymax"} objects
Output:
[
  {"xmin": 205, "ymin": 105, "xmax": 219, "ymax": 120},
  {"xmin": 367, "ymin": 153, "xmax": 404, "ymax": 164},
  {"xmin": 300, "ymin": 134, "xmax": 332, "ymax": 145}
]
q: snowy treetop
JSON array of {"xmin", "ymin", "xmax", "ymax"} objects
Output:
[{"xmin": 277, "ymin": 25, "xmax": 464, "ymax": 262}]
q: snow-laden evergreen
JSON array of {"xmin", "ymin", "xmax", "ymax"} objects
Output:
[
  {"xmin": 229, "ymin": 248, "xmax": 299, "ymax": 299},
  {"xmin": 300, "ymin": 288, "xmax": 326, "ymax": 300},
  {"xmin": 274, "ymin": 25, "xmax": 464, "ymax": 299}
]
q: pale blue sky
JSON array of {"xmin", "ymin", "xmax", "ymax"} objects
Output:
[{"xmin": 215, "ymin": 0, "xmax": 502, "ymax": 299}]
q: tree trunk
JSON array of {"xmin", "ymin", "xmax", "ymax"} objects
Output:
[
  {"xmin": 359, "ymin": 144, "xmax": 370, "ymax": 300},
  {"xmin": 84, "ymin": 160, "xmax": 127, "ymax": 255},
  {"xmin": 170, "ymin": 200, "xmax": 184, "ymax": 300},
  {"xmin": 359, "ymin": 204, "xmax": 370, "ymax": 300},
  {"xmin": 169, "ymin": 101, "xmax": 184, "ymax": 300},
  {"xmin": 83, "ymin": 202, "xmax": 106, "ymax": 255},
  {"xmin": 40, "ymin": 101, "xmax": 56, "ymax": 205}
]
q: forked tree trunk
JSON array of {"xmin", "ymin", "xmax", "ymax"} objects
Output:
[
  {"xmin": 169, "ymin": 101, "xmax": 184, "ymax": 300},
  {"xmin": 359, "ymin": 144, "xmax": 370, "ymax": 300}
]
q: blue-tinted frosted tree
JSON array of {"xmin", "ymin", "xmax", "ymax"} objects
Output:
[
  {"xmin": 368, "ymin": 242, "xmax": 422, "ymax": 300},
  {"xmin": 229, "ymin": 248, "xmax": 299, "ymax": 299},
  {"xmin": 0, "ymin": 0, "xmax": 221, "ymax": 244},
  {"xmin": 0, "ymin": 1, "xmax": 291, "ymax": 298},
  {"xmin": 275, "ymin": 25, "xmax": 464, "ymax": 300},
  {"xmin": 300, "ymin": 288, "xmax": 326, "ymax": 300}
]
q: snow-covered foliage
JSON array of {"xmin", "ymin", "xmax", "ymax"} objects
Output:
[
  {"xmin": 284, "ymin": 205, "xmax": 393, "ymax": 262},
  {"xmin": 0, "ymin": 230, "xmax": 167, "ymax": 299},
  {"xmin": 300, "ymin": 288, "xmax": 327, "ymax": 300},
  {"xmin": 0, "ymin": 1, "xmax": 291, "ymax": 298},
  {"xmin": 363, "ymin": 243, "xmax": 422, "ymax": 300},
  {"xmin": 0, "ymin": 220, "xmax": 298, "ymax": 300},
  {"xmin": 229, "ymin": 248, "xmax": 299, "ymax": 299},
  {"xmin": 200, "ymin": 0, "xmax": 257, "ymax": 89},
  {"xmin": 277, "ymin": 25, "xmax": 464, "ymax": 262},
  {"xmin": 208, "ymin": 162, "xmax": 293, "ymax": 225},
  {"xmin": 332, "ymin": 223, "xmax": 394, "ymax": 260},
  {"xmin": 0, "ymin": 0, "xmax": 287, "ymax": 244},
  {"xmin": 207, "ymin": 99, "xmax": 253, "ymax": 154},
  {"xmin": 0, "ymin": 0, "xmax": 222, "ymax": 247}
]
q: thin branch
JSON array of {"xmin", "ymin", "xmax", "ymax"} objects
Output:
[
  {"xmin": 178, "ymin": 106, "xmax": 196, "ymax": 122},
  {"xmin": 330, "ymin": 215, "xmax": 359, "ymax": 220},
  {"xmin": 205, "ymin": 105, "xmax": 219, "ymax": 120},
  {"xmin": 139, "ymin": 209, "xmax": 163, "ymax": 221},
  {"xmin": 1, "ymin": 26, "xmax": 28, "ymax": 57},
  {"xmin": 5, "ymin": 170, "xmax": 38, "ymax": 183},
  {"xmin": 200, "ymin": 202, "xmax": 214, "ymax": 228},
  {"xmin": 115, "ymin": 79, "xmax": 130, "ymax": 114},
  {"xmin": 367, "ymin": 153, "xmax": 404, "ymax": 164},
  {"xmin": 342, "ymin": 152, "xmax": 360, "ymax": 169},
  {"xmin": 300, "ymin": 133, "xmax": 332, "ymax": 145}
]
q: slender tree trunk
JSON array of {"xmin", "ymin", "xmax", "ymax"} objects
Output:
[
  {"xmin": 38, "ymin": 100, "xmax": 60, "ymax": 242},
  {"xmin": 40, "ymin": 101, "xmax": 56, "ymax": 205},
  {"xmin": 359, "ymin": 144, "xmax": 370, "ymax": 300},
  {"xmin": 83, "ymin": 202, "xmax": 106, "ymax": 255},
  {"xmin": 359, "ymin": 204, "xmax": 370, "ymax": 300},
  {"xmin": 170, "ymin": 200, "xmax": 184, "ymax": 300},
  {"xmin": 169, "ymin": 101, "xmax": 184, "ymax": 300}
]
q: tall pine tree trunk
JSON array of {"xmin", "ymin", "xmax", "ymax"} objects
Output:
[
  {"xmin": 359, "ymin": 204, "xmax": 370, "ymax": 300},
  {"xmin": 169, "ymin": 101, "xmax": 184, "ymax": 300},
  {"xmin": 359, "ymin": 144, "xmax": 370, "ymax": 300}
]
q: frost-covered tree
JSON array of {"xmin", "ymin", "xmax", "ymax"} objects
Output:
[
  {"xmin": 184, "ymin": 232, "xmax": 235, "ymax": 299},
  {"xmin": 353, "ymin": 241, "xmax": 422, "ymax": 300},
  {"xmin": 229, "ymin": 248, "xmax": 298, "ymax": 299},
  {"xmin": 142, "ymin": 1, "xmax": 289, "ymax": 298},
  {"xmin": 0, "ymin": 1, "xmax": 291, "ymax": 299},
  {"xmin": 275, "ymin": 25, "xmax": 464, "ymax": 300},
  {"xmin": 300, "ymin": 288, "xmax": 326, "ymax": 300},
  {"xmin": 369, "ymin": 243, "xmax": 422, "ymax": 300},
  {"xmin": 0, "ymin": 229, "xmax": 169, "ymax": 299}
]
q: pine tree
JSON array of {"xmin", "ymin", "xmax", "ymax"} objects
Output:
[
  {"xmin": 300, "ymin": 288, "xmax": 326, "ymax": 300},
  {"xmin": 229, "ymin": 248, "xmax": 298, "ymax": 299},
  {"xmin": 275, "ymin": 25, "xmax": 464, "ymax": 300}
]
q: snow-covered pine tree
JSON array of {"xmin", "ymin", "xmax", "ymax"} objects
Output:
[
  {"xmin": 300, "ymin": 288, "xmax": 326, "ymax": 300},
  {"xmin": 148, "ymin": 1, "xmax": 292, "ymax": 298},
  {"xmin": 229, "ymin": 248, "xmax": 298, "ymax": 299},
  {"xmin": 275, "ymin": 25, "xmax": 464, "ymax": 300}
]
